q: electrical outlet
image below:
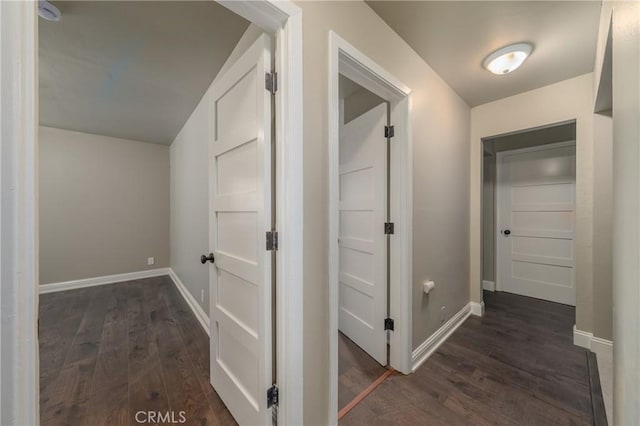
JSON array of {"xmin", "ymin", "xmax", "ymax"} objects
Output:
[
  {"xmin": 201, "ymin": 289, "xmax": 205, "ymax": 303},
  {"xmin": 147, "ymin": 257, "xmax": 155, "ymax": 266},
  {"xmin": 440, "ymin": 306, "xmax": 446, "ymax": 323}
]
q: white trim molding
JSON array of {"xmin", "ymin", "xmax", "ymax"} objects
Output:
[
  {"xmin": 1, "ymin": 1, "xmax": 39, "ymax": 424},
  {"xmin": 482, "ymin": 280, "xmax": 495, "ymax": 292},
  {"xmin": 470, "ymin": 301, "xmax": 485, "ymax": 317},
  {"xmin": 328, "ymin": 31, "xmax": 413, "ymax": 425},
  {"xmin": 412, "ymin": 303, "xmax": 471, "ymax": 372},
  {"xmin": 167, "ymin": 269, "xmax": 210, "ymax": 336},
  {"xmin": 39, "ymin": 268, "xmax": 171, "ymax": 294},
  {"xmin": 573, "ymin": 325, "xmax": 614, "ymax": 357}
]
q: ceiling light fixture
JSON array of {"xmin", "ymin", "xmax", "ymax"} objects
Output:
[
  {"xmin": 38, "ymin": 0, "xmax": 62, "ymax": 22},
  {"xmin": 483, "ymin": 43, "xmax": 533, "ymax": 75}
]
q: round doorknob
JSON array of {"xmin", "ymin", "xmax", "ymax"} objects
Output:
[
  {"xmin": 200, "ymin": 253, "xmax": 215, "ymax": 264},
  {"xmin": 503, "ymin": 229, "xmax": 511, "ymax": 236}
]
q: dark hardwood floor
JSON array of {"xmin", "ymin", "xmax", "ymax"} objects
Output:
[
  {"xmin": 340, "ymin": 291, "xmax": 593, "ymax": 426},
  {"xmin": 338, "ymin": 332, "xmax": 387, "ymax": 411},
  {"xmin": 39, "ymin": 276, "xmax": 236, "ymax": 426}
]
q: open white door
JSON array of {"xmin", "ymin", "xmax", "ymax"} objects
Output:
[
  {"xmin": 208, "ymin": 33, "xmax": 274, "ymax": 426},
  {"xmin": 338, "ymin": 103, "xmax": 388, "ymax": 365},
  {"xmin": 497, "ymin": 142, "xmax": 576, "ymax": 305}
]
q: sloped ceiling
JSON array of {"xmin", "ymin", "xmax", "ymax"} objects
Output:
[
  {"xmin": 366, "ymin": 1, "xmax": 601, "ymax": 107},
  {"xmin": 39, "ymin": 1, "xmax": 249, "ymax": 145}
]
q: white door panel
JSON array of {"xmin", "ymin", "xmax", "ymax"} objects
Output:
[
  {"xmin": 497, "ymin": 143, "xmax": 576, "ymax": 305},
  {"xmin": 208, "ymin": 33, "xmax": 273, "ymax": 426},
  {"xmin": 338, "ymin": 103, "xmax": 387, "ymax": 365}
]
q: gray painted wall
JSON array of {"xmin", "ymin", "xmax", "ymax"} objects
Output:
[
  {"xmin": 39, "ymin": 126, "xmax": 170, "ymax": 284},
  {"xmin": 169, "ymin": 25, "xmax": 262, "ymax": 315},
  {"xmin": 296, "ymin": 2, "xmax": 471, "ymax": 423},
  {"xmin": 344, "ymin": 87, "xmax": 385, "ymax": 124},
  {"xmin": 482, "ymin": 154, "xmax": 495, "ymax": 282}
]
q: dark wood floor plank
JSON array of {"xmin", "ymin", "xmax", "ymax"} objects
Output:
[
  {"xmin": 84, "ymin": 285, "xmax": 130, "ymax": 426},
  {"xmin": 40, "ymin": 277, "xmax": 235, "ymax": 426},
  {"xmin": 338, "ymin": 332, "xmax": 387, "ymax": 411},
  {"xmin": 40, "ymin": 286, "xmax": 111, "ymax": 426},
  {"xmin": 126, "ymin": 283, "xmax": 172, "ymax": 424},
  {"xmin": 341, "ymin": 291, "xmax": 594, "ymax": 425}
]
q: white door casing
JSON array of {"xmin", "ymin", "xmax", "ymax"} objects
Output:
[
  {"xmin": 208, "ymin": 33, "xmax": 273, "ymax": 426},
  {"xmin": 338, "ymin": 102, "xmax": 388, "ymax": 365},
  {"xmin": 497, "ymin": 141, "xmax": 576, "ymax": 306}
]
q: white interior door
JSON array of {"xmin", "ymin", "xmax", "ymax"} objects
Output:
[
  {"xmin": 497, "ymin": 142, "xmax": 576, "ymax": 305},
  {"xmin": 208, "ymin": 33, "xmax": 273, "ymax": 426},
  {"xmin": 338, "ymin": 102, "xmax": 388, "ymax": 365}
]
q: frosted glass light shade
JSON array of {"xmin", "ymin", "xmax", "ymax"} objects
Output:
[{"xmin": 483, "ymin": 43, "xmax": 533, "ymax": 75}]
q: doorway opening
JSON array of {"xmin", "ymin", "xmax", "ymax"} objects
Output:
[
  {"xmin": 481, "ymin": 121, "xmax": 578, "ymax": 340},
  {"xmin": 3, "ymin": 1, "xmax": 303, "ymax": 424},
  {"xmin": 336, "ymin": 75, "xmax": 390, "ymax": 415},
  {"xmin": 328, "ymin": 32, "xmax": 413, "ymax": 424}
]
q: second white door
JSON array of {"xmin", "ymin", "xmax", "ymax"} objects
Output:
[
  {"xmin": 497, "ymin": 142, "xmax": 576, "ymax": 305},
  {"xmin": 208, "ymin": 34, "xmax": 274, "ymax": 426},
  {"xmin": 338, "ymin": 103, "xmax": 388, "ymax": 365}
]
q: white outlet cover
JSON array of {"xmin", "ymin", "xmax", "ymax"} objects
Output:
[{"xmin": 147, "ymin": 257, "xmax": 155, "ymax": 265}]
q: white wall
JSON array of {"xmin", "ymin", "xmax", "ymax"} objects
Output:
[
  {"xmin": 39, "ymin": 126, "xmax": 170, "ymax": 284},
  {"xmin": 295, "ymin": 2, "xmax": 471, "ymax": 423},
  {"xmin": 609, "ymin": 1, "xmax": 640, "ymax": 423},
  {"xmin": 169, "ymin": 25, "xmax": 262, "ymax": 314},
  {"xmin": 470, "ymin": 74, "xmax": 595, "ymax": 334}
]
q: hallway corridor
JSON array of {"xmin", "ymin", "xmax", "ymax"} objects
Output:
[{"xmin": 340, "ymin": 292, "xmax": 595, "ymax": 425}]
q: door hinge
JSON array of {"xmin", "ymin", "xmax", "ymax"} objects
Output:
[
  {"xmin": 265, "ymin": 72, "xmax": 278, "ymax": 94},
  {"xmin": 384, "ymin": 222, "xmax": 395, "ymax": 235},
  {"xmin": 384, "ymin": 318, "xmax": 395, "ymax": 331},
  {"xmin": 385, "ymin": 125, "xmax": 395, "ymax": 138},
  {"xmin": 267, "ymin": 384, "xmax": 279, "ymax": 408},
  {"xmin": 266, "ymin": 230, "xmax": 278, "ymax": 251}
]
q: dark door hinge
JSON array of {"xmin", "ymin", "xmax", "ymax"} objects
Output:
[
  {"xmin": 265, "ymin": 72, "xmax": 278, "ymax": 94},
  {"xmin": 267, "ymin": 385, "xmax": 279, "ymax": 408},
  {"xmin": 385, "ymin": 125, "xmax": 395, "ymax": 138},
  {"xmin": 384, "ymin": 318, "xmax": 394, "ymax": 331},
  {"xmin": 384, "ymin": 222, "xmax": 395, "ymax": 235},
  {"xmin": 266, "ymin": 230, "xmax": 278, "ymax": 251}
]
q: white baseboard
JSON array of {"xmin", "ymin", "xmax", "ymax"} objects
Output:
[
  {"xmin": 40, "ymin": 266, "xmax": 211, "ymax": 337},
  {"xmin": 411, "ymin": 303, "xmax": 471, "ymax": 372},
  {"xmin": 573, "ymin": 325, "xmax": 613, "ymax": 357},
  {"xmin": 591, "ymin": 336, "xmax": 613, "ymax": 359},
  {"xmin": 470, "ymin": 301, "xmax": 485, "ymax": 317},
  {"xmin": 39, "ymin": 268, "xmax": 171, "ymax": 294},
  {"xmin": 482, "ymin": 280, "xmax": 495, "ymax": 292},
  {"xmin": 167, "ymin": 268, "xmax": 210, "ymax": 336}
]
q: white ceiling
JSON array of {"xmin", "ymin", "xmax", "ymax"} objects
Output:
[
  {"xmin": 366, "ymin": 1, "xmax": 601, "ymax": 107},
  {"xmin": 39, "ymin": 1, "xmax": 249, "ymax": 145}
]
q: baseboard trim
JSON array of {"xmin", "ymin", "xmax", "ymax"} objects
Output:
[
  {"xmin": 39, "ymin": 268, "xmax": 171, "ymax": 294},
  {"xmin": 573, "ymin": 325, "xmax": 593, "ymax": 349},
  {"xmin": 470, "ymin": 301, "xmax": 485, "ymax": 317},
  {"xmin": 167, "ymin": 268, "xmax": 210, "ymax": 337},
  {"xmin": 411, "ymin": 303, "xmax": 471, "ymax": 372},
  {"xmin": 573, "ymin": 325, "xmax": 613, "ymax": 356},
  {"xmin": 482, "ymin": 280, "xmax": 495, "ymax": 292}
]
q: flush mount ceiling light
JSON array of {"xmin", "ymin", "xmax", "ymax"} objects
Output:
[
  {"xmin": 38, "ymin": 0, "xmax": 62, "ymax": 21},
  {"xmin": 483, "ymin": 43, "xmax": 533, "ymax": 75}
]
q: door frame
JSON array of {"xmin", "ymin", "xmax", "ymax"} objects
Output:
[
  {"xmin": 328, "ymin": 31, "xmax": 413, "ymax": 424},
  {"xmin": 495, "ymin": 140, "xmax": 577, "ymax": 298},
  {"xmin": 0, "ymin": 1, "xmax": 303, "ymax": 425}
]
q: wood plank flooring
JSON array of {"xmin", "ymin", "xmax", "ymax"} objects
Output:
[
  {"xmin": 338, "ymin": 332, "xmax": 388, "ymax": 411},
  {"xmin": 39, "ymin": 276, "xmax": 236, "ymax": 426},
  {"xmin": 340, "ymin": 291, "xmax": 594, "ymax": 425}
]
